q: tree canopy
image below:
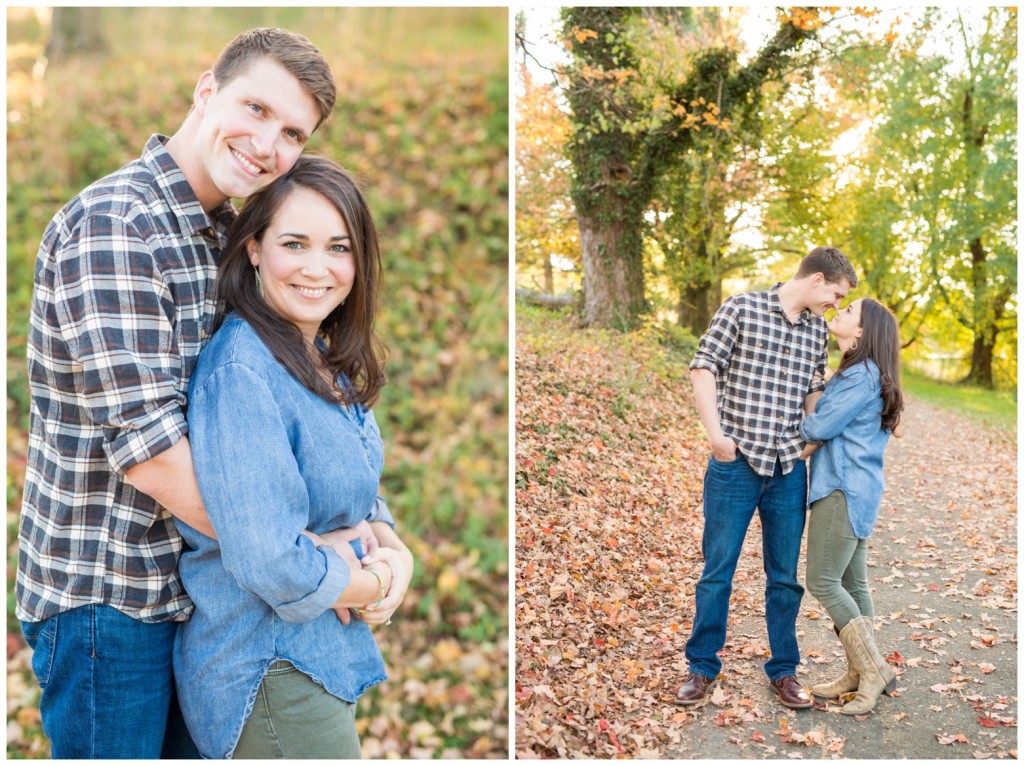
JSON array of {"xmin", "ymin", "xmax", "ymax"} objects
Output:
[{"xmin": 516, "ymin": 6, "xmax": 1017, "ymax": 388}]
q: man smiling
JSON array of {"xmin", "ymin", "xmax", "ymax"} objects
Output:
[{"xmin": 16, "ymin": 29, "xmax": 338, "ymax": 759}]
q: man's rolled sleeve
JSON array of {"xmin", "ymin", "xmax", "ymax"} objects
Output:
[
  {"xmin": 52, "ymin": 214, "xmax": 188, "ymax": 475},
  {"xmin": 690, "ymin": 300, "xmax": 740, "ymax": 374},
  {"xmin": 104, "ymin": 401, "xmax": 189, "ymax": 475},
  {"xmin": 809, "ymin": 345, "xmax": 829, "ymax": 395}
]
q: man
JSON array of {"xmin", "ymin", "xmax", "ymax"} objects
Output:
[
  {"xmin": 675, "ymin": 246, "xmax": 858, "ymax": 709},
  {"xmin": 15, "ymin": 28, "xmax": 360, "ymax": 759}
]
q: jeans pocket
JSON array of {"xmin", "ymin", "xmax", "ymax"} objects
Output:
[
  {"xmin": 710, "ymin": 453, "xmax": 740, "ymax": 466},
  {"xmin": 22, "ymin": 616, "xmax": 58, "ymax": 687}
]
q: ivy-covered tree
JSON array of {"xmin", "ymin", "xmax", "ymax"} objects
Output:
[{"xmin": 560, "ymin": 7, "xmax": 816, "ymax": 328}]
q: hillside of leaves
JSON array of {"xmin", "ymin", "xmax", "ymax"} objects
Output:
[
  {"xmin": 7, "ymin": 8, "xmax": 507, "ymax": 759},
  {"xmin": 515, "ymin": 304, "xmax": 708, "ymax": 756}
]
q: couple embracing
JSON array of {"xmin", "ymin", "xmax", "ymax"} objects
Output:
[
  {"xmin": 677, "ymin": 246, "xmax": 903, "ymax": 716},
  {"xmin": 17, "ymin": 28, "xmax": 413, "ymax": 759}
]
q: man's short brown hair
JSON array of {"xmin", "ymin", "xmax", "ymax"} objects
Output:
[
  {"xmin": 795, "ymin": 246, "xmax": 858, "ymax": 288},
  {"xmin": 213, "ymin": 28, "xmax": 336, "ymax": 128}
]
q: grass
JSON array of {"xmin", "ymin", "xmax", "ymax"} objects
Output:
[{"xmin": 901, "ymin": 369, "xmax": 1017, "ymax": 433}]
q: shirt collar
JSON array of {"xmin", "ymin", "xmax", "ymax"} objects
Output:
[
  {"xmin": 769, "ymin": 281, "xmax": 813, "ymax": 325},
  {"xmin": 141, "ymin": 134, "xmax": 235, "ymax": 238}
]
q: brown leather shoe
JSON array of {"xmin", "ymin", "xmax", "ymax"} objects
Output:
[
  {"xmin": 674, "ymin": 672, "xmax": 717, "ymax": 706},
  {"xmin": 770, "ymin": 675, "xmax": 812, "ymax": 709}
]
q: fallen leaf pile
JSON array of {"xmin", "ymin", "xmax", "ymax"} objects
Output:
[{"xmin": 515, "ymin": 310, "xmax": 1016, "ymax": 759}]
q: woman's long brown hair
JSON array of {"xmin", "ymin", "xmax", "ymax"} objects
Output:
[
  {"xmin": 836, "ymin": 297, "xmax": 903, "ymax": 434},
  {"xmin": 215, "ymin": 155, "xmax": 387, "ymax": 406}
]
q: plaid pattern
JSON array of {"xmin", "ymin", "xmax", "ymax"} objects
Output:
[
  {"xmin": 17, "ymin": 134, "xmax": 236, "ymax": 624},
  {"xmin": 690, "ymin": 283, "xmax": 829, "ymax": 478}
]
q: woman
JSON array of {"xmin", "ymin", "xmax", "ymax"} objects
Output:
[
  {"xmin": 800, "ymin": 297, "xmax": 904, "ymax": 716},
  {"xmin": 173, "ymin": 156, "xmax": 413, "ymax": 758}
]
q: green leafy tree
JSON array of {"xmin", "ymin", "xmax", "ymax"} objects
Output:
[
  {"xmin": 515, "ymin": 15, "xmax": 579, "ymax": 296},
  {"xmin": 839, "ymin": 7, "xmax": 1017, "ymax": 385}
]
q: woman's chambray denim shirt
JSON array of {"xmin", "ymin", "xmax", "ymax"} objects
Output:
[
  {"xmin": 799, "ymin": 358, "xmax": 891, "ymax": 539},
  {"xmin": 173, "ymin": 313, "xmax": 391, "ymax": 759}
]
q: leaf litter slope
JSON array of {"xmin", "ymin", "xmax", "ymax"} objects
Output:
[{"xmin": 515, "ymin": 311, "xmax": 1016, "ymax": 759}]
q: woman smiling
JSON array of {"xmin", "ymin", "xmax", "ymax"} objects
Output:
[{"xmin": 173, "ymin": 156, "xmax": 413, "ymax": 759}]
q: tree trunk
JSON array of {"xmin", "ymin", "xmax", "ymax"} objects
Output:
[
  {"xmin": 46, "ymin": 8, "xmax": 107, "ymax": 63},
  {"xmin": 562, "ymin": 7, "xmax": 649, "ymax": 329},
  {"xmin": 577, "ymin": 204, "xmax": 646, "ymax": 328},
  {"xmin": 960, "ymin": 235, "xmax": 1011, "ymax": 388},
  {"xmin": 561, "ymin": 7, "xmax": 812, "ymax": 330},
  {"xmin": 543, "ymin": 255, "xmax": 554, "ymax": 294},
  {"xmin": 677, "ymin": 280, "xmax": 720, "ymax": 337},
  {"xmin": 963, "ymin": 335, "xmax": 996, "ymax": 388}
]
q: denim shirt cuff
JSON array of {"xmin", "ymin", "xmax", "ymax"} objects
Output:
[
  {"xmin": 367, "ymin": 495, "xmax": 396, "ymax": 529},
  {"xmin": 798, "ymin": 422, "xmax": 819, "ymax": 444},
  {"xmin": 273, "ymin": 546, "xmax": 352, "ymax": 622}
]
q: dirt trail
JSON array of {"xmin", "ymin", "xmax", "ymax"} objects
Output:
[{"xmin": 666, "ymin": 397, "xmax": 1017, "ymax": 759}]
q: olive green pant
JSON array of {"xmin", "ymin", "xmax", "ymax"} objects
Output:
[
  {"xmin": 233, "ymin": 661, "xmax": 361, "ymax": 760},
  {"xmin": 805, "ymin": 489, "xmax": 874, "ymax": 631}
]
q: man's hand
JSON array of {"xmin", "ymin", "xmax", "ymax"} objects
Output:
[
  {"xmin": 800, "ymin": 442, "xmax": 820, "ymax": 460},
  {"xmin": 710, "ymin": 434, "xmax": 738, "ymax": 462},
  {"xmin": 317, "ymin": 521, "xmax": 379, "ymax": 557},
  {"xmin": 691, "ymin": 368, "xmax": 738, "ymax": 464}
]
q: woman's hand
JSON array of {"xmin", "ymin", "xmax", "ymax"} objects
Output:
[
  {"xmin": 800, "ymin": 442, "xmax": 820, "ymax": 460},
  {"xmin": 300, "ymin": 530, "xmax": 360, "ymax": 624},
  {"xmin": 355, "ymin": 547, "xmax": 407, "ymax": 625},
  {"xmin": 359, "ymin": 525, "xmax": 414, "ymax": 626}
]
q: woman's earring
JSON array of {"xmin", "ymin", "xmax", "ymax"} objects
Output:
[
  {"xmin": 851, "ymin": 338, "xmax": 858, "ymax": 351},
  {"xmin": 254, "ymin": 267, "xmax": 265, "ymax": 299}
]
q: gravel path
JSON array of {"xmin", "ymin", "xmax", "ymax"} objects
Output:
[{"xmin": 665, "ymin": 397, "xmax": 1017, "ymax": 759}]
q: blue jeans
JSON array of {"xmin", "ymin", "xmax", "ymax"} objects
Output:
[
  {"xmin": 684, "ymin": 454, "xmax": 807, "ymax": 682},
  {"xmin": 21, "ymin": 604, "xmax": 199, "ymax": 759}
]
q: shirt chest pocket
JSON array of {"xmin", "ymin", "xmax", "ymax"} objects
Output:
[{"xmin": 788, "ymin": 350, "xmax": 819, "ymax": 379}]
